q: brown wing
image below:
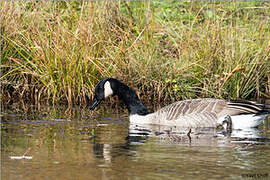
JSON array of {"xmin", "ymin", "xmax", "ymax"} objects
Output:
[
  {"xmin": 154, "ymin": 99, "xmax": 227, "ymax": 127},
  {"xmin": 156, "ymin": 98, "xmax": 226, "ymax": 119},
  {"xmin": 152, "ymin": 98, "xmax": 269, "ymax": 127}
]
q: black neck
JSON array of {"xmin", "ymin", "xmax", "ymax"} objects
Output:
[{"xmin": 111, "ymin": 79, "xmax": 149, "ymax": 115}]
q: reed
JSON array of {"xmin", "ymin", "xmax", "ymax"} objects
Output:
[{"xmin": 1, "ymin": 1, "xmax": 269, "ymax": 107}]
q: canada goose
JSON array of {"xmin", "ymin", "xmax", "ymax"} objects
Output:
[{"xmin": 90, "ymin": 78, "xmax": 270, "ymax": 129}]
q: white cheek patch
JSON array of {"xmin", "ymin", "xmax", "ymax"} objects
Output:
[{"xmin": 104, "ymin": 81, "xmax": 113, "ymax": 98}]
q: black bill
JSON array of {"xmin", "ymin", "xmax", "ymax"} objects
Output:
[{"xmin": 89, "ymin": 98, "xmax": 101, "ymax": 110}]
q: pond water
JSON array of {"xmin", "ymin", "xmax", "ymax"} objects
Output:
[{"xmin": 1, "ymin": 104, "xmax": 270, "ymax": 180}]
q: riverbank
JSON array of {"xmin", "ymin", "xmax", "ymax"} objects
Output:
[{"xmin": 1, "ymin": 1, "xmax": 270, "ymax": 106}]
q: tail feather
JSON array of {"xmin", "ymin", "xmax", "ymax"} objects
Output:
[
  {"xmin": 264, "ymin": 103, "xmax": 270, "ymax": 113},
  {"xmin": 228, "ymin": 100, "xmax": 270, "ymax": 115}
]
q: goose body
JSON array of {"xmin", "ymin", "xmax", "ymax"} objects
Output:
[{"xmin": 90, "ymin": 78, "xmax": 269, "ymax": 129}]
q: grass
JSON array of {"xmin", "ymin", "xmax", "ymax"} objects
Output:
[{"xmin": 1, "ymin": 1, "xmax": 270, "ymax": 107}]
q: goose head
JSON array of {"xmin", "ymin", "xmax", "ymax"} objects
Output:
[
  {"xmin": 89, "ymin": 78, "xmax": 115, "ymax": 110},
  {"xmin": 89, "ymin": 78, "xmax": 149, "ymax": 115}
]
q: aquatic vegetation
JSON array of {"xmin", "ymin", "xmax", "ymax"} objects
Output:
[{"xmin": 1, "ymin": 1, "xmax": 270, "ymax": 106}]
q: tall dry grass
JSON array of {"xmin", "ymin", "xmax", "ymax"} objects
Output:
[{"xmin": 1, "ymin": 1, "xmax": 270, "ymax": 107}]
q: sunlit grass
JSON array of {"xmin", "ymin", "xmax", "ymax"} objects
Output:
[{"xmin": 1, "ymin": 1, "xmax": 269, "ymax": 107}]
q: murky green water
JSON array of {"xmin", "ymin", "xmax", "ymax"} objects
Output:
[{"xmin": 1, "ymin": 105, "xmax": 270, "ymax": 180}]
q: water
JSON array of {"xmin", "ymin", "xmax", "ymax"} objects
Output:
[{"xmin": 1, "ymin": 105, "xmax": 270, "ymax": 180}]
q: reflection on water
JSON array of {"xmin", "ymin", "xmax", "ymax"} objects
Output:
[{"xmin": 1, "ymin": 105, "xmax": 270, "ymax": 180}]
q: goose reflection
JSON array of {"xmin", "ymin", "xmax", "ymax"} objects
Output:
[{"xmin": 127, "ymin": 121, "xmax": 269, "ymax": 146}]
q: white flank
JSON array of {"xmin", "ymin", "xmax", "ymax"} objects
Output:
[
  {"xmin": 129, "ymin": 114, "xmax": 154, "ymax": 125},
  {"xmin": 104, "ymin": 81, "xmax": 113, "ymax": 98},
  {"xmin": 218, "ymin": 114, "xmax": 267, "ymax": 129},
  {"xmin": 132, "ymin": 113, "xmax": 268, "ymax": 129},
  {"xmin": 130, "ymin": 113, "xmax": 181, "ymax": 126},
  {"xmin": 230, "ymin": 114, "xmax": 267, "ymax": 129}
]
